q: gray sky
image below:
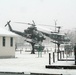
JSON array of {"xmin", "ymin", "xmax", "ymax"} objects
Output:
[{"xmin": 0, "ymin": 0, "xmax": 76, "ymax": 31}]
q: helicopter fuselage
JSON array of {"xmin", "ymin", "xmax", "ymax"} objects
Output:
[{"xmin": 40, "ymin": 31, "xmax": 70, "ymax": 44}]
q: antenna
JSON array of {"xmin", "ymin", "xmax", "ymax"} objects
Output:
[
  {"xmin": 54, "ymin": 20, "xmax": 61, "ymax": 33},
  {"xmin": 54, "ymin": 19, "xmax": 57, "ymax": 52}
]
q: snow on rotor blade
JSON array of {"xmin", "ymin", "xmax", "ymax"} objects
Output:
[
  {"xmin": 36, "ymin": 26, "xmax": 52, "ymax": 34},
  {"xmin": 14, "ymin": 22, "xmax": 33, "ymax": 25},
  {"xmin": 38, "ymin": 24, "xmax": 55, "ymax": 27}
]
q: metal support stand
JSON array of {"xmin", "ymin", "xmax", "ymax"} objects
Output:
[
  {"xmin": 60, "ymin": 51, "xmax": 62, "ymax": 59},
  {"xmin": 53, "ymin": 52, "xmax": 55, "ymax": 63},
  {"xmin": 49, "ymin": 53, "xmax": 51, "ymax": 65},
  {"xmin": 62, "ymin": 51, "xmax": 64, "ymax": 58},
  {"xmin": 57, "ymin": 52, "xmax": 59, "ymax": 61},
  {"xmin": 57, "ymin": 43, "xmax": 60, "ymax": 61}
]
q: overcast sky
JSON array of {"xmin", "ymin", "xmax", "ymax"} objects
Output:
[{"xmin": 0, "ymin": 0, "xmax": 76, "ymax": 31}]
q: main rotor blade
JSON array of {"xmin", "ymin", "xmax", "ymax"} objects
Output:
[
  {"xmin": 38, "ymin": 24, "xmax": 62, "ymax": 28},
  {"xmin": 14, "ymin": 22, "xmax": 62, "ymax": 29},
  {"xmin": 38, "ymin": 24, "xmax": 55, "ymax": 27},
  {"xmin": 14, "ymin": 22, "xmax": 32, "ymax": 25}
]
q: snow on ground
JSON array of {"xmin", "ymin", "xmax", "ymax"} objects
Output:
[{"xmin": 0, "ymin": 51, "xmax": 75, "ymax": 75}]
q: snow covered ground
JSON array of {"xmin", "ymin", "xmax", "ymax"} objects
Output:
[{"xmin": 0, "ymin": 51, "xmax": 75, "ymax": 75}]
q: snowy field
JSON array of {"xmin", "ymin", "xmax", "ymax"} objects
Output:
[{"xmin": 0, "ymin": 51, "xmax": 75, "ymax": 75}]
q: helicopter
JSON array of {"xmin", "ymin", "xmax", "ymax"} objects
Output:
[
  {"xmin": 40, "ymin": 25, "xmax": 70, "ymax": 53},
  {"xmin": 38, "ymin": 24, "xmax": 70, "ymax": 60},
  {"xmin": 5, "ymin": 20, "xmax": 45, "ymax": 54},
  {"xmin": 41, "ymin": 28, "xmax": 70, "ymax": 44}
]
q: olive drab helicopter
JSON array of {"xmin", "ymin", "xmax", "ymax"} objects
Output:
[
  {"xmin": 40, "ymin": 25, "xmax": 70, "ymax": 53},
  {"xmin": 39, "ymin": 24, "xmax": 70, "ymax": 60},
  {"xmin": 14, "ymin": 20, "xmax": 46, "ymax": 42},
  {"xmin": 41, "ymin": 26, "xmax": 70, "ymax": 43},
  {"xmin": 5, "ymin": 20, "xmax": 45, "ymax": 54}
]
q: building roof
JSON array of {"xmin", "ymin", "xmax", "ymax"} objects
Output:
[{"xmin": 0, "ymin": 27, "xmax": 17, "ymax": 37}]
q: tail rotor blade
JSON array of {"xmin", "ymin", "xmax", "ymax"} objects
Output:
[
  {"xmin": 5, "ymin": 20, "xmax": 11, "ymax": 27},
  {"xmin": 5, "ymin": 24, "xmax": 7, "ymax": 27}
]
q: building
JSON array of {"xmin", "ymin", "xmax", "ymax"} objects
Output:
[{"xmin": 0, "ymin": 28, "xmax": 17, "ymax": 58}]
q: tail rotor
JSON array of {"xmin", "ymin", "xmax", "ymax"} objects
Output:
[{"xmin": 5, "ymin": 20, "xmax": 11, "ymax": 27}]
